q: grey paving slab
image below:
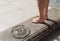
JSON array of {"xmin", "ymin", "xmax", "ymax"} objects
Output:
[
  {"xmin": 0, "ymin": 0, "xmax": 60, "ymax": 41},
  {"xmin": 0, "ymin": 0, "xmax": 52, "ymax": 32},
  {"xmin": 40, "ymin": 26, "xmax": 60, "ymax": 41},
  {"xmin": 0, "ymin": 16, "xmax": 47, "ymax": 41},
  {"xmin": 0, "ymin": 8, "xmax": 60, "ymax": 41}
]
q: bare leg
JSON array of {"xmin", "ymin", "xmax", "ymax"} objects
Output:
[
  {"xmin": 44, "ymin": 0, "xmax": 49, "ymax": 19},
  {"xmin": 32, "ymin": 0, "xmax": 45, "ymax": 23},
  {"xmin": 39, "ymin": 1, "xmax": 45, "ymax": 22}
]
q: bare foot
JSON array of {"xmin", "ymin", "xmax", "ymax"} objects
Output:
[
  {"xmin": 44, "ymin": 16, "xmax": 48, "ymax": 20},
  {"xmin": 32, "ymin": 16, "xmax": 44, "ymax": 23}
]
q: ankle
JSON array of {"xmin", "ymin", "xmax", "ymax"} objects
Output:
[{"xmin": 44, "ymin": 17, "xmax": 48, "ymax": 20}]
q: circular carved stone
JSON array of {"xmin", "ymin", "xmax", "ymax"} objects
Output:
[{"xmin": 11, "ymin": 25, "xmax": 30, "ymax": 39}]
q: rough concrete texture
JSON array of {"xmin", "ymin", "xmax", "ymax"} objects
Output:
[
  {"xmin": 0, "ymin": 0, "xmax": 53, "ymax": 32},
  {"xmin": 0, "ymin": 0, "xmax": 60, "ymax": 41},
  {"xmin": 0, "ymin": 8, "xmax": 60, "ymax": 41}
]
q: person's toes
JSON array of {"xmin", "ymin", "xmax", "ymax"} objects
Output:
[
  {"xmin": 32, "ymin": 17, "xmax": 44, "ymax": 23},
  {"xmin": 32, "ymin": 17, "xmax": 40, "ymax": 23}
]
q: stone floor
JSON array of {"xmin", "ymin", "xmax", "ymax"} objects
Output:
[
  {"xmin": 0, "ymin": 0, "xmax": 60, "ymax": 41},
  {"xmin": 0, "ymin": 8, "xmax": 60, "ymax": 41},
  {"xmin": 0, "ymin": 0, "xmax": 52, "ymax": 32},
  {"xmin": 40, "ymin": 26, "xmax": 60, "ymax": 41}
]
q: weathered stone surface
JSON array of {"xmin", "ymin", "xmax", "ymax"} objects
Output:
[{"xmin": 0, "ymin": 8, "xmax": 60, "ymax": 41}]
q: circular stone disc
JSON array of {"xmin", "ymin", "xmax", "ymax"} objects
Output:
[{"xmin": 11, "ymin": 25, "xmax": 30, "ymax": 39}]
